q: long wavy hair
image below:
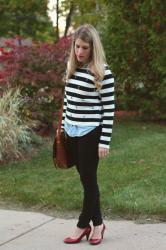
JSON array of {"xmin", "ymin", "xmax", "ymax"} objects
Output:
[{"xmin": 66, "ymin": 24, "xmax": 106, "ymax": 89}]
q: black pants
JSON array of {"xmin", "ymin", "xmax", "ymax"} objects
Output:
[{"xmin": 66, "ymin": 126, "xmax": 103, "ymax": 228}]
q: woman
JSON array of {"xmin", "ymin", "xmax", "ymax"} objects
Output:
[{"xmin": 61, "ymin": 24, "xmax": 115, "ymax": 245}]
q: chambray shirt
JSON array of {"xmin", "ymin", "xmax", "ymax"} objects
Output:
[{"xmin": 64, "ymin": 122, "xmax": 96, "ymax": 137}]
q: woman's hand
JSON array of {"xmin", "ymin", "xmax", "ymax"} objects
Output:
[{"xmin": 98, "ymin": 147, "xmax": 109, "ymax": 158}]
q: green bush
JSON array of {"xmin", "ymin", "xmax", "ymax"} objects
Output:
[
  {"xmin": 103, "ymin": 0, "xmax": 166, "ymax": 120},
  {"xmin": 0, "ymin": 88, "xmax": 32, "ymax": 163}
]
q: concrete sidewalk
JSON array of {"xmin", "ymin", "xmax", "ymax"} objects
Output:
[{"xmin": 0, "ymin": 209, "xmax": 166, "ymax": 250}]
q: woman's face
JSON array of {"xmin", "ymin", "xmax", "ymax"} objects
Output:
[{"xmin": 74, "ymin": 38, "xmax": 91, "ymax": 64}]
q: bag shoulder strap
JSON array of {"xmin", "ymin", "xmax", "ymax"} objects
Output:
[{"xmin": 56, "ymin": 99, "xmax": 64, "ymax": 138}]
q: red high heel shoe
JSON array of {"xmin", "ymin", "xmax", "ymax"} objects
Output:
[
  {"xmin": 64, "ymin": 225, "xmax": 91, "ymax": 244},
  {"xmin": 89, "ymin": 224, "xmax": 106, "ymax": 245}
]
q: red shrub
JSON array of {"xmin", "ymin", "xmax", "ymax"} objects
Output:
[{"xmin": 0, "ymin": 36, "xmax": 71, "ymax": 130}]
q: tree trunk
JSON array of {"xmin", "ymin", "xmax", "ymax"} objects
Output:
[
  {"xmin": 56, "ymin": 0, "xmax": 59, "ymax": 40},
  {"xmin": 64, "ymin": 2, "xmax": 74, "ymax": 37}
]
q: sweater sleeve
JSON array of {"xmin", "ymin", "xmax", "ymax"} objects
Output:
[
  {"xmin": 98, "ymin": 66, "xmax": 115, "ymax": 149},
  {"xmin": 61, "ymin": 88, "xmax": 67, "ymax": 129}
]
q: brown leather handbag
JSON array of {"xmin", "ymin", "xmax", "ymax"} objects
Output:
[{"xmin": 53, "ymin": 109, "xmax": 74, "ymax": 169}]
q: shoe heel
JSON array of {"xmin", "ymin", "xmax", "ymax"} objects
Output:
[
  {"xmin": 101, "ymin": 224, "xmax": 106, "ymax": 239},
  {"xmin": 86, "ymin": 231, "xmax": 90, "ymax": 240}
]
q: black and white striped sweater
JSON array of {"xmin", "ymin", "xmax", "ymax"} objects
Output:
[{"xmin": 61, "ymin": 65, "xmax": 115, "ymax": 149}]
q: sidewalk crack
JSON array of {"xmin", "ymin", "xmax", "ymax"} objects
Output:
[{"xmin": 0, "ymin": 217, "xmax": 55, "ymax": 247}]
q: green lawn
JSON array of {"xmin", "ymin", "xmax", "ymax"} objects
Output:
[{"xmin": 0, "ymin": 118, "xmax": 166, "ymax": 220}]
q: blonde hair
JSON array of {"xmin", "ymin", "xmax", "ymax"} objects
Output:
[{"xmin": 66, "ymin": 24, "xmax": 106, "ymax": 89}]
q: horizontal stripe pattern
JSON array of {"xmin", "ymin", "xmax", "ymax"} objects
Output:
[{"xmin": 62, "ymin": 65, "xmax": 115, "ymax": 149}]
